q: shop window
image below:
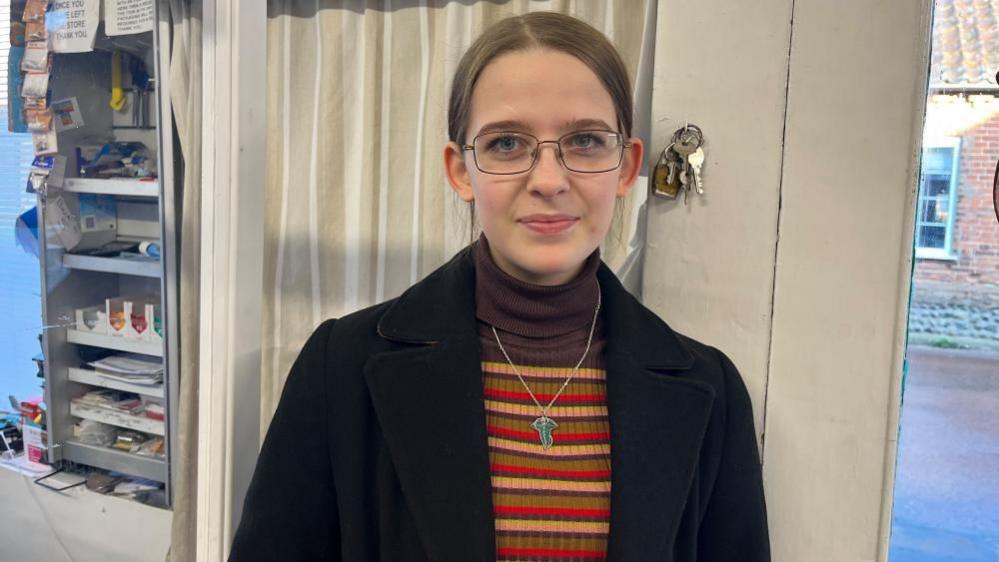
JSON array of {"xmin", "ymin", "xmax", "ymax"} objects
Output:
[
  {"xmin": 1, "ymin": 0, "xmax": 44, "ymax": 403},
  {"xmin": 915, "ymin": 139, "xmax": 960, "ymax": 260}
]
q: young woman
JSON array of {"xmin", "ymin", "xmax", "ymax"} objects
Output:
[{"xmin": 229, "ymin": 12, "xmax": 769, "ymax": 562}]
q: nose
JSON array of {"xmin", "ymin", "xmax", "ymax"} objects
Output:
[{"xmin": 528, "ymin": 142, "xmax": 569, "ymax": 198}]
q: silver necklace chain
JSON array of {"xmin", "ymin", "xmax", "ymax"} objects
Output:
[{"xmin": 490, "ymin": 280, "xmax": 601, "ymax": 448}]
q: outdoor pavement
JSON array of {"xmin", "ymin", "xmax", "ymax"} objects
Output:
[{"xmin": 889, "ymin": 345, "xmax": 999, "ymax": 562}]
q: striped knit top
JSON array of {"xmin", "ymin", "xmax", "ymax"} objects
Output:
[{"xmin": 474, "ymin": 237, "xmax": 611, "ymax": 562}]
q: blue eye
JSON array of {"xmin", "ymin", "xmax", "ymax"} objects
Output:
[
  {"xmin": 565, "ymin": 132, "xmax": 609, "ymax": 153},
  {"xmin": 486, "ymin": 135, "xmax": 523, "ymax": 153},
  {"xmin": 569, "ymin": 132, "xmax": 605, "ymax": 149}
]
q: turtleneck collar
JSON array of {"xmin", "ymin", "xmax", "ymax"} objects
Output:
[{"xmin": 473, "ymin": 234, "xmax": 601, "ymax": 338}]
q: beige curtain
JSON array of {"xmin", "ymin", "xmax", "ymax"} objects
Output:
[
  {"xmin": 166, "ymin": 0, "xmax": 202, "ymax": 560},
  {"xmin": 262, "ymin": 0, "xmax": 656, "ymax": 428}
]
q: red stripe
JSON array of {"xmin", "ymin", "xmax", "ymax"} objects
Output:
[
  {"xmin": 488, "ymin": 425, "xmax": 610, "ymax": 442},
  {"xmin": 484, "ymin": 388, "xmax": 605, "ymax": 403},
  {"xmin": 494, "ymin": 505, "xmax": 610, "ymax": 517},
  {"xmin": 497, "ymin": 547, "xmax": 606, "ymax": 557},
  {"xmin": 491, "ymin": 463, "xmax": 611, "ymax": 479}
]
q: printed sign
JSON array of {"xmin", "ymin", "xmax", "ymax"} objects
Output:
[
  {"xmin": 104, "ymin": 0, "xmax": 155, "ymax": 36},
  {"xmin": 48, "ymin": 0, "xmax": 99, "ymax": 53}
]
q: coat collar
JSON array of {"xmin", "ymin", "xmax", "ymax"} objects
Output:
[
  {"xmin": 366, "ymin": 245, "xmax": 714, "ymax": 561},
  {"xmin": 376, "ymin": 244, "xmax": 696, "ymax": 369}
]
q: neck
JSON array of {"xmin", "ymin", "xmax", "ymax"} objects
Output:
[
  {"xmin": 473, "ymin": 235, "xmax": 601, "ymax": 338},
  {"xmin": 487, "ymin": 245, "xmax": 584, "ymax": 286}
]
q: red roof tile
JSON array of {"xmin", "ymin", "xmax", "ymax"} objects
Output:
[{"xmin": 931, "ymin": 0, "xmax": 999, "ymax": 86}]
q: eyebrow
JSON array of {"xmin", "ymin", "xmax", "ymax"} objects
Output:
[{"xmin": 474, "ymin": 118, "xmax": 617, "ymax": 137}]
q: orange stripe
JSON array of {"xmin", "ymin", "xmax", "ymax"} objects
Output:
[
  {"xmin": 497, "ymin": 547, "xmax": 606, "ymax": 557},
  {"xmin": 484, "ymin": 400, "xmax": 608, "ymax": 418},
  {"xmin": 491, "ymin": 463, "xmax": 611, "ymax": 479},
  {"xmin": 491, "ymin": 476, "xmax": 610, "ymax": 493},
  {"xmin": 482, "ymin": 361, "xmax": 607, "ymax": 379},
  {"xmin": 495, "ymin": 505, "xmax": 610, "ymax": 518},
  {"xmin": 484, "ymin": 388, "xmax": 606, "ymax": 403},
  {"xmin": 487, "ymin": 425, "xmax": 610, "ymax": 442}
]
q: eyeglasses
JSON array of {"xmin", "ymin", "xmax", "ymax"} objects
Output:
[{"xmin": 462, "ymin": 130, "xmax": 632, "ymax": 175}]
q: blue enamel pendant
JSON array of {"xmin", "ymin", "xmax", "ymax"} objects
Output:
[{"xmin": 531, "ymin": 416, "xmax": 558, "ymax": 450}]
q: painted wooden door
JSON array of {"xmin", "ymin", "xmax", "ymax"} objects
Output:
[{"xmin": 642, "ymin": 1, "xmax": 933, "ymax": 560}]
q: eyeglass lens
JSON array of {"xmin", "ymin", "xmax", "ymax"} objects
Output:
[{"xmin": 472, "ymin": 131, "xmax": 623, "ymax": 174}]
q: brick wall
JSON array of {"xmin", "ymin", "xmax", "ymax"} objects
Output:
[{"xmin": 914, "ymin": 94, "xmax": 999, "ymax": 287}]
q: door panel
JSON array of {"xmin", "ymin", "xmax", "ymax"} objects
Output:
[{"xmin": 643, "ymin": 1, "xmax": 932, "ymax": 560}]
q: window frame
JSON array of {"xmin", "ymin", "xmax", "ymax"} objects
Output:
[{"xmin": 914, "ymin": 136, "xmax": 961, "ymax": 260}]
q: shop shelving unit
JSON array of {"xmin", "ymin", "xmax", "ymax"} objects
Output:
[{"xmin": 35, "ymin": 9, "xmax": 178, "ymax": 506}]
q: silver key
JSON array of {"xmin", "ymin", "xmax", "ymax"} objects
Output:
[{"xmin": 687, "ymin": 147, "xmax": 704, "ymax": 195}]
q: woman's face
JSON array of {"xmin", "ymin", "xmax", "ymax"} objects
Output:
[{"xmin": 445, "ymin": 48, "xmax": 644, "ymax": 286}]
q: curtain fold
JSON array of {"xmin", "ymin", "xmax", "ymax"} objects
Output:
[
  {"xmin": 262, "ymin": 0, "xmax": 655, "ymax": 429},
  {"xmin": 166, "ymin": 0, "xmax": 202, "ymax": 560}
]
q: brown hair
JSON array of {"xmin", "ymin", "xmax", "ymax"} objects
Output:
[{"xmin": 447, "ymin": 12, "xmax": 634, "ymax": 146}]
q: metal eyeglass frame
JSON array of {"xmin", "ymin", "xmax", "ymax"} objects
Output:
[{"xmin": 462, "ymin": 130, "xmax": 633, "ymax": 175}]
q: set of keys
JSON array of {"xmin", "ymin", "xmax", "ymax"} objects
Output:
[{"xmin": 651, "ymin": 124, "xmax": 705, "ymax": 204}]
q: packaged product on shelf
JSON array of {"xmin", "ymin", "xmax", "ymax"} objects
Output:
[
  {"xmin": 23, "ymin": 96, "xmax": 47, "ymax": 109},
  {"xmin": 75, "ymin": 304, "xmax": 108, "ymax": 334},
  {"xmin": 75, "ymin": 419, "xmax": 116, "ymax": 447},
  {"xmin": 22, "ymin": 0, "xmax": 49, "ymax": 22},
  {"xmin": 75, "ymin": 389, "xmax": 143, "ymax": 415},
  {"xmin": 21, "ymin": 71, "xmax": 49, "ymax": 98},
  {"xmin": 45, "ymin": 194, "xmax": 116, "ymax": 250},
  {"xmin": 78, "ymin": 194, "xmax": 116, "ymax": 235},
  {"xmin": 21, "ymin": 423, "xmax": 48, "ymax": 470},
  {"xmin": 142, "ymin": 398, "xmax": 164, "ymax": 421},
  {"xmin": 20, "ymin": 42, "xmax": 50, "ymax": 72},
  {"xmin": 106, "ymin": 295, "xmax": 157, "ymax": 339},
  {"xmin": 150, "ymin": 303, "xmax": 162, "ymax": 343},
  {"xmin": 24, "ymin": 107, "xmax": 52, "ymax": 132},
  {"xmin": 133, "ymin": 436, "xmax": 164, "ymax": 459},
  {"xmin": 106, "ymin": 297, "xmax": 129, "ymax": 337},
  {"xmin": 22, "ymin": 0, "xmax": 48, "ymax": 22},
  {"xmin": 112, "ymin": 429, "xmax": 147, "ymax": 451},
  {"xmin": 24, "ymin": 20, "xmax": 46, "ymax": 42},
  {"xmin": 77, "ymin": 142, "xmax": 156, "ymax": 178},
  {"xmin": 31, "ymin": 129, "xmax": 57, "ymax": 155},
  {"xmin": 28, "ymin": 154, "xmax": 67, "ymax": 189}
]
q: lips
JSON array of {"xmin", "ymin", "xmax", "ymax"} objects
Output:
[{"xmin": 518, "ymin": 214, "xmax": 579, "ymax": 234}]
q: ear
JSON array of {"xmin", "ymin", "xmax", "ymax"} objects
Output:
[
  {"xmin": 615, "ymin": 137, "xmax": 645, "ymax": 198},
  {"xmin": 444, "ymin": 141, "xmax": 475, "ymax": 202}
]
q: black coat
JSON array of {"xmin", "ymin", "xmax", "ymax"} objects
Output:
[{"xmin": 229, "ymin": 246, "xmax": 771, "ymax": 561}]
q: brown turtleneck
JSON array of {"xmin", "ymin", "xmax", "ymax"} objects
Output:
[{"xmin": 473, "ymin": 235, "xmax": 611, "ymax": 562}]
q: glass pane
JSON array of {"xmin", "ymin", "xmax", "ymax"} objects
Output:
[
  {"xmin": 918, "ymin": 225, "xmax": 946, "ymax": 249},
  {"xmin": 921, "ymin": 146, "xmax": 953, "ymax": 173},
  {"xmin": 920, "ymin": 199, "xmax": 937, "ymax": 223},
  {"xmin": 923, "ymin": 175, "xmax": 951, "ymax": 197},
  {"xmin": 920, "ymin": 196, "xmax": 950, "ymax": 223},
  {"xmin": 888, "ymin": 7, "xmax": 998, "ymax": 562}
]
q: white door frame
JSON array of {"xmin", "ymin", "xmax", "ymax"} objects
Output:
[{"xmin": 197, "ymin": 0, "xmax": 267, "ymax": 560}]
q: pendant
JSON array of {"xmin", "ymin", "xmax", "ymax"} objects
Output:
[{"xmin": 530, "ymin": 416, "xmax": 558, "ymax": 450}]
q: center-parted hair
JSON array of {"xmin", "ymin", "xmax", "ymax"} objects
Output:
[{"xmin": 447, "ymin": 12, "xmax": 634, "ymax": 146}]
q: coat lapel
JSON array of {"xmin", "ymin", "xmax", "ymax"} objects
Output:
[
  {"xmin": 365, "ymin": 248, "xmax": 496, "ymax": 562},
  {"xmin": 596, "ymin": 265, "xmax": 717, "ymax": 560},
  {"xmin": 365, "ymin": 246, "xmax": 716, "ymax": 561}
]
